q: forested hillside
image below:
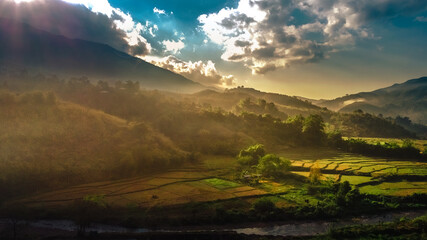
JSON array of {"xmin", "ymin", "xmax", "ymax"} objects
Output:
[
  {"xmin": 0, "ymin": 91, "xmax": 189, "ymax": 201},
  {"xmin": 317, "ymin": 77, "xmax": 427, "ymax": 125}
]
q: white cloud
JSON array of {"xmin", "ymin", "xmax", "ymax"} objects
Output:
[
  {"xmin": 143, "ymin": 56, "xmax": 236, "ymax": 87},
  {"xmin": 162, "ymin": 39, "xmax": 185, "ymax": 54},
  {"xmin": 153, "ymin": 7, "xmax": 166, "ymax": 15},
  {"xmin": 62, "ymin": 0, "xmax": 114, "ymax": 16}
]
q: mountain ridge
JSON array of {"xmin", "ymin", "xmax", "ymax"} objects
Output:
[
  {"xmin": 0, "ymin": 17, "xmax": 205, "ymax": 93},
  {"xmin": 315, "ymin": 77, "xmax": 427, "ymax": 124}
]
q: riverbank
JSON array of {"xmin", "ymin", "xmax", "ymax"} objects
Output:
[{"xmin": 1, "ymin": 209, "xmax": 426, "ymax": 239}]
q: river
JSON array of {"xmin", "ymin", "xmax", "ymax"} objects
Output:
[{"xmin": 2, "ymin": 209, "xmax": 424, "ymax": 237}]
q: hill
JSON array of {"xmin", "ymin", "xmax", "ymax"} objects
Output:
[
  {"xmin": 189, "ymin": 87, "xmax": 324, "ymax": 117},
  {"xmin": 317, "ymin": 77, "xmax": 427, "ymax": 125},
  {"xmin": 0, "ymin": 18, "xmax": 204, "ymax": 93},
  {"xmin": 0, "ymin": 91, "xmax": 189, "ymax": 201}
]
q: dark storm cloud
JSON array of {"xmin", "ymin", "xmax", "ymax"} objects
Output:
[
  {"xmin": 348, "ymin": 0, "xmax": 427, "ymax": 22},
  {"xmin": 228, "ymin": 54, "xmax": 246, "ymax": 61},
  {"xmin": 219, "ymin": 13, "xmax": 255, "ymax": 29},
  {"xmin": 0, "ymin": 0, "xmax": 150, "ymax": 55},
  {"xmin": 274, "ymin": 31, "xmax": 297, "ymax": 45},
  {"xmin": 253, "ymin": 64, "xmax": 277, "ymax": 75},
  {"xmin": 200, "ymin": 0, "xmax": 427, "ymax": 74},
  {"xmin": 252, "ymin": 47, "xmax": 276, "ymax": 59},
  {"xmin": 234, "ymin": 40, "xmax": 251, "ymax": 47}
]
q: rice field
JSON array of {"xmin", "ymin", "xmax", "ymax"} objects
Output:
[
  {"xmin": 20, "ymin": 156, "xmax": 269, "ymax": 208},
  {"xmin": 359, "ymin": 182, "xmax": 427, "ymax": 196},
  {"xmin": 18, "ymin": 148, "xmax": 427, "ymax": 208},
  {"xmin": 282, "ymin": 148, "xmax": 427, "ymax": 196}
]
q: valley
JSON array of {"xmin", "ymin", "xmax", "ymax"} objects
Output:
[{"xmin": 0, "ymin": 3, "xmax": 426, "ymax": 238}]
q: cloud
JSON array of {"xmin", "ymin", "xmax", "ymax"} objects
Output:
[
  {"xmin": 144, "ymin": 56, "xmax": 236, "ymax": 87},
  {"xmin": 162, "ymin": 39, "xmax": 185, "ymax": 54},
  {"xmin": 198, "ymin": 0, "xmax": 427, "ymax": 74},
  {"xmin": 153, "ymin": 7, "xmax": 166, "ymax": 15},
  {"xmin": 0, "ymin": 0, "xmax": 151, "ymax": 55}
]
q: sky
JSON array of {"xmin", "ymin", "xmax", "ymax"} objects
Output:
[{"xmin": 2, "ymin": 0, "xmax": 427, "ymax": 99}]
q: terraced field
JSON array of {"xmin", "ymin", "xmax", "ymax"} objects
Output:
[
  {"xmin": 21, "ymin": 156, "xmax": 268, "ymax": 208},
  {"xmin": 19, "ymin": 149, "xmax": 427, "ymax": 209},
  {"xmin": 281, "ymin": 148, "xmax": 427, "ymax": 196}
]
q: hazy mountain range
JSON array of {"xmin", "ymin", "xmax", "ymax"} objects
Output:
[
  {"xmin": 1, "ymin": 17, "xmax": 425, "ymax": 126},
  {"xmin": 0, "ymin": 18, "xmax": 203, "ymax": 93},
  {"xmin": 315, "ymin": 77, "xmax": 427, "ymax": 124}
]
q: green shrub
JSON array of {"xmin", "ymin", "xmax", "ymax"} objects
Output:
[
  {"xmin": 257, "ymin": 154, "xmax": 291, "ymax": 178},
  {"xmin": 238, "ymin": 144, "xmax": 265, "ymax": 162}
]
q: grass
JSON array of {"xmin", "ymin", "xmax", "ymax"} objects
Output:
[
  {"xmin": 258, "ymin": 181, "xmax": 293, "ymax": 193},
  {"xmin": 201, "ymin": 155, "xmax": 237, "ymax": 170},
  {"xmin": 340, "ymin": 175, "xmax": 373, "ymax": 185},
  {"xmin": 202, "ymin": 178, "xmax": 240, "ymax": 190},
  {"xmin": 280, "ymin": 190, "xmax": 320, "ymax": 206},
  {"xmin": 359, "ymin": 182, "xmax": 427, "ymax": 196}
]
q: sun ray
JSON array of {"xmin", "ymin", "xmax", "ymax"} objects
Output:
[{"xmin": 12, "ymin": 0, "xmax": 35, "ymax": 3}]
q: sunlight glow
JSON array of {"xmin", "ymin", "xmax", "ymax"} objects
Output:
[
  {"xmin": 61, "ymin": 0, "xmax": 114, "ymax": 16},
  {"xmin": 12, "ymin": 0, "xmax": 34, "ymax": 3}
]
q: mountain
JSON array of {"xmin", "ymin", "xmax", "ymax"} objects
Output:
[
  {"xmin": 0, "ymin": 18, "xmax": 204, "ymax": 93},
  {"xmin": 316, "ymin": 77, "xmax": 427, "ymax": 124}
]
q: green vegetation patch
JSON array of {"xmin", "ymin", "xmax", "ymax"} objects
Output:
[
  {"xmin": 258, "ymin": 181, "xmax": 293, "ymax": 193},
  {"xmin": 202, "ymin": 178, "xmax": 241, "ymax": 190},
  {"xmin": 358, "ymin": 137, "xmax": 427, "ymax": 152},
  {"xmin": 407, "ymin": 167, "xmax": 427, "ymax": 176},
  {"xmin": 340, "ymin": 175, "xmax": 373, "ymax": 185},
  {"xmin": 280, "ymin": 190, "xmax": 319, "ymax": 206},
  {"xmin": 202, "ymin": 155, "xmax": 237, "ymax": 170},
  {"xmin": 291, "ymin": 171, "xmax": 310, "ymax": 178},
  {"xmin": 359, "ymin": 181, "xmax": 426, "ymax": 196},
  {"xmin": 358, "ymin": 164, "xmax": 392, "ymax": 173},
  {"xmin": 359, "ymin": 185, "xmax": 399, "ymax": 195}
]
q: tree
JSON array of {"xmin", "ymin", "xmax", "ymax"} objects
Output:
[
  {"xmin": 265, "ymin": 102, "xmax": 277, "ymax": 113},
  {"xmin": 238, "ymin": 144, "xmax": 266, "ymax": 166},
  {"xmin": 336, "ymin": 181, "xmax": 352, "ymax": 206},
  {"xmin": 257, "ymin": 154, "xmax": 290, "ymax": 178},
  {"xmin": 286, "ymin": 115, "xmax": 304, "ymax": 131},
  {"xmin": 258, "ymin": 99, "xmax": 267, "ymax": 109},
  {"xmin": 240, "ymin": 97, "xmax": 252, "ymax": 109},
  {"xmin": 303, "ymin": 114, "xmax": 325, "ymax": 144},
  {"xmin": 354, "ymin": 109, "xmax": 364, "ymax": 114}
]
